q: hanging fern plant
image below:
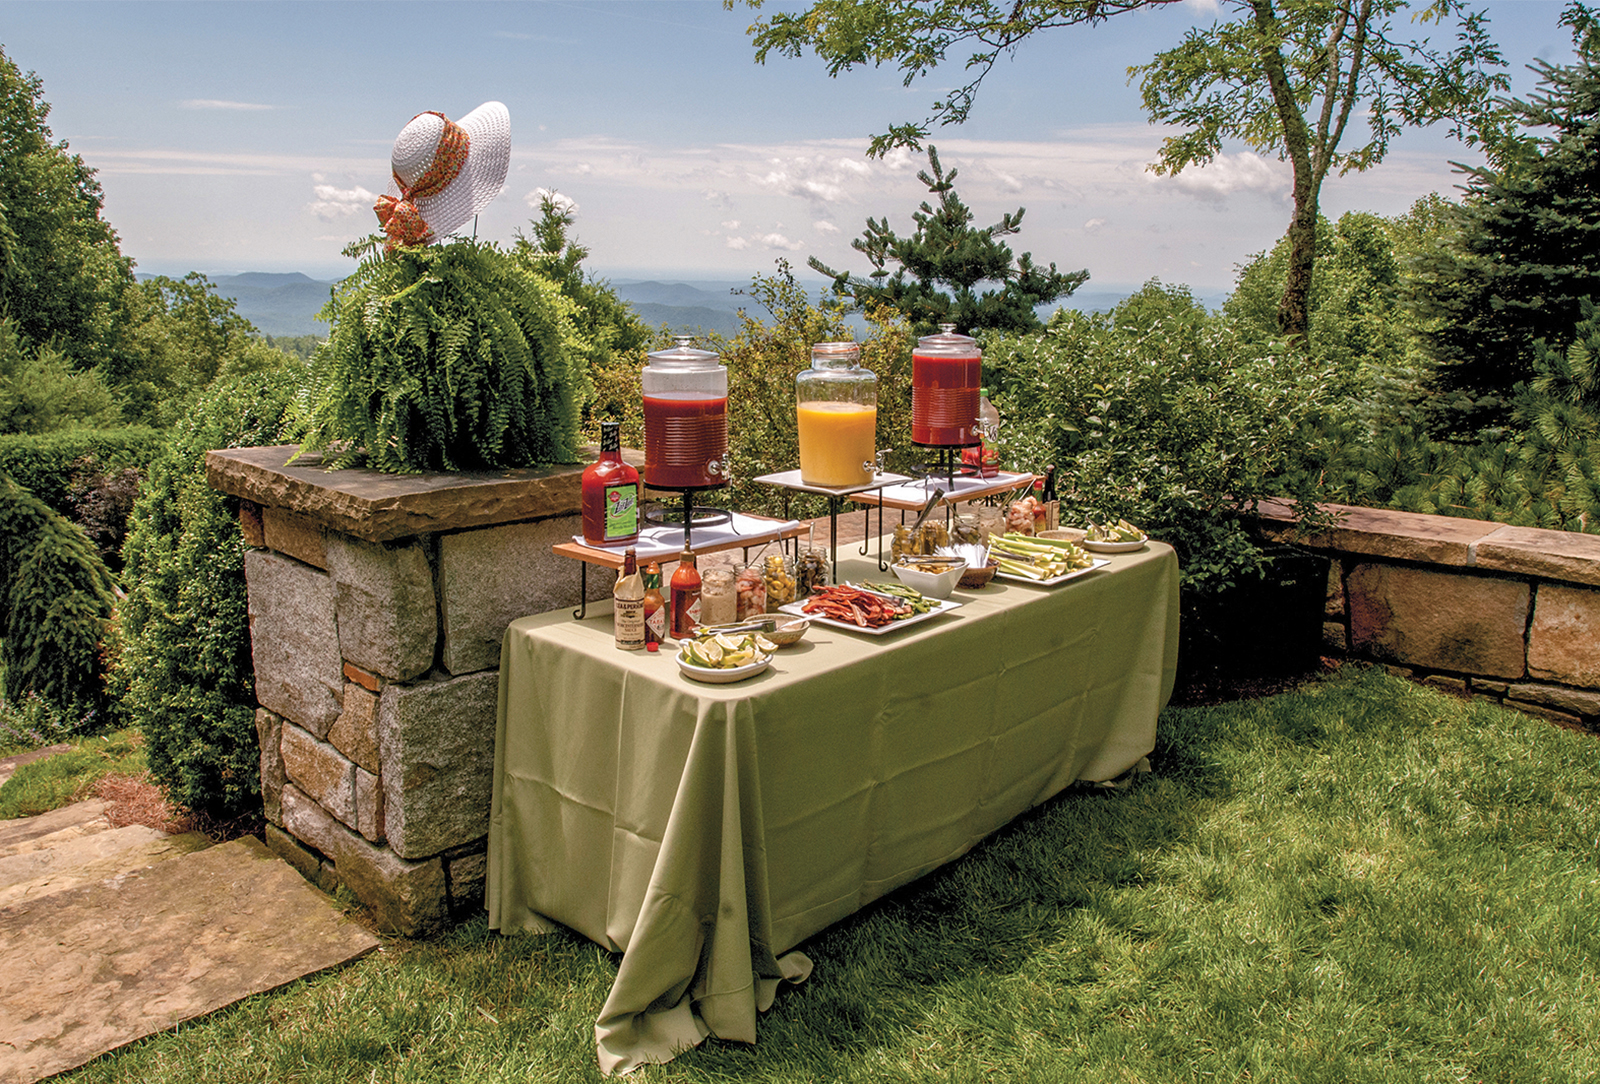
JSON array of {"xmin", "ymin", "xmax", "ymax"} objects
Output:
[{"xmin": 293, "ymin": 236, "xmax": 590, "ymax": 473}]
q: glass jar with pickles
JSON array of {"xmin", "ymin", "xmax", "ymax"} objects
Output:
[{"xmin": 763, "ymin": 553, "xmax": 797, "ymax": 612}]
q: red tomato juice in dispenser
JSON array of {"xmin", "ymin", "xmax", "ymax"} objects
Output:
[
  {"xmin": 642, "ymin": 337, "xmax": 730, "ymax": 489},
  {"xmin": 912, "ymin": 324, "xmax": 982, "ymax": 446}
]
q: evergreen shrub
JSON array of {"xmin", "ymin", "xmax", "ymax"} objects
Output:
[
  {"xmin": 293, "ymin": 236, "xmax": 589, "ymax": 473},
  {"xmin": 111, "ymin": 359, "xmax": 302, "ymax": 820},
  {"xmin": 0, "ymin": 426, "xmax": 162, "ymax": 514},
  {"xmin": 0, "ymin": 472, "xmax": 116, "ymax": 720}
]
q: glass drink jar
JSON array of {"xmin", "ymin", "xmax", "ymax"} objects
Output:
[
  {"xmin": 642, "ymin": 336, "xmax": 729, "ymax": 489},
  {"xmin": 911, "ymin": 324, "xmax": 981, "ymax": 446},
  {"xmin": 796, "ymin": 341, "xmax": 878, "ymax": 487}
]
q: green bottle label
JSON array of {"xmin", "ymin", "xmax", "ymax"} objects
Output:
[{"xmin": 604, "ymin": 484, "xmax": 639, "ymax": 540}]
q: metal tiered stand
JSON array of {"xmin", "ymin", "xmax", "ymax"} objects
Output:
[{"xmin": 752, "ymin": 469, "xmax": 912, "ymax": 580}]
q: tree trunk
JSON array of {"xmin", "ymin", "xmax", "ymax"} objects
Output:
[{"xmin": 1277, "ymin": 177, "xmax": 1318, "ymax": 344}]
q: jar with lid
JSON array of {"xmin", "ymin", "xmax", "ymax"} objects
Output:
[
  {"xmin": 762, "ymin": 553, "xmax": 797, "ymax": 611},
  {"xmin": 734, "ymin": 563, "xmax": 766, "ymax": 620},
  {"xmin": 911, "ymin": 324, "xmax": 981, "ymax": 447},
  {"xmin": 952, "ymin": 513, "xmax": 983, "ymax": 546},
  {"xmin": 699, "ymin": 568, "xmax": 737, "ymax": 626},
  {"xmin": 796, "ymin": 341, "xmax": 878, "ymax": 487},
  {"xmin": 642, "ymin": 336, "xmax": 729, "ymax": 489},
  {"xmin": 795, "ymin": 548, "xmax": 829, "ymax": 597}
]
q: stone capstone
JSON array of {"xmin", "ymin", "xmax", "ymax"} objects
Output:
[
  {"xmin": 255, "ymin": 708, "xmax": 285, "ymax": 827},
  {"xmin": 245, "ymin": 550, "xmax": 343, "ymax": 736},
  {"xmin": 325, "ymin": 534, "xmax": 437, "ymax": 682},
  {"xmin": 328, "ymin": 683, "xmax": 381, "ymax": 774},
  {"xmin": 280, "ymin": 725, "xmax": 357, "ymax": 829},
  {"xmin": 263, "ymin": 506, "xmax": 328, "ymax": 570},
  {"xmin": 1471, "ymin": 526, "xmax": 1600, "ymax": 588},
  {"xmin": 205, "ymin": 445, "xmax": 602, "ymax": 544},
  {"xmin": 377, "ymin": 670, "xmax": 500, "ymax": 860},
  {"xmin": 437, "ymin": 519, "xmax": 594, "ymax": 674},
  {"xmin": 1528, "ymin": 583, "xmax": 1600, "ymax": 688},
  {"xmin": 280, "ymin": 785, "xmax": 448, "ymax": 935},
  {"xmin": 1347, "ymin": 563, "xmax": 1529, "ymax": 679}
]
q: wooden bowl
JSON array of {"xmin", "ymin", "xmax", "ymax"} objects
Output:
[
  {"xmin": 958, "ymin": 559, "xmax": 999, "ymax": 589},
  {"xmin": 765, "ymin": 617, "xmax": 811, "ymax": 646}
]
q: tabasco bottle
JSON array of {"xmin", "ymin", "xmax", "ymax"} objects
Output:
[
  {"xmin": 613, "ymin": 548, "xmax": 645, "ymax": 651},
  {"xmin": 642, "ymin": 562, "xmax": 666, "ymax": 651},
  {"xmin": 582, "ymin": 421, "xmax": 640, "ymax": 546},
  {"xmin": 669, "ymin": 544, "xmax": 701, "ymax": 640}
]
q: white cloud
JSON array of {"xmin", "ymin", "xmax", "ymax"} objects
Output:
[
  {"xmin": 813, "ymin": 220, "xmax": 841, "ymax": 234},
  {"xmin": 180, "ymin": 99, "xmax": 274, "ymax": 111},
  {"xmin": 703, "ymin": 189, "xmax": 733, "ymax": 208},
  {"xmin": 721, "ymin": 219, "xmax": 741, "ymax": 230},
  {"xmin": 725, "ymin": 236, "xmax": 750, "ymax": 250},
  {"xmin": 1158, "ymin": 152, "xmax": 1287, "ymax": 203},
  {"xmin": 748, "ymin": 153, "xmax": 886, "ymax": 206},
  {"xmin": 756, "ymin": 232, "xmax": 804, "ymax": 251},
  {"xmin": 1083, "ymin": 218, "xmax": 1106, "ymax": 231},
  {"xmin": 526, "ymin": 187, "xmax": 579, "ymax": 216},
  {"xmin": 308, "ymin": 183, "xmax": 380, "ymax": 220}
]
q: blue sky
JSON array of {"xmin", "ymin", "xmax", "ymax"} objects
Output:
[{"xmin": 0, "ymin": 0, "xmax": 1582, "ymax": 292}]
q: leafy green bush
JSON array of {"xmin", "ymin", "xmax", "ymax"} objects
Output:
[
  {"xmin": 111, "ymin": 357, "xmax": 302, "ymax": 820},
  {"xmin": 0, "ymin": 471, "xmax": 117, "ymax": 718},
  {"xmin": 0, "ymin": 318, "xmax": 122, "ymax": 435},
  {"xmin": 293, "ymin": 235, "xmax": 590, "ymax": 473},
  {"xmin": 986, "ymin": 282, "xmax": 1336, "ymax": 597},
  {"xmin": 0, "ymin": 426, "xmax": 162, "ymax": 516}
]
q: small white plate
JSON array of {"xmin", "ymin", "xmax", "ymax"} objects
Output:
[
  {"xmin": 675, "ymin": 651, "xmax": 772, "ymax": 684},
  {"xmin": 1080, "ymin": 537, "xmax": 1148, "ymax": 554},
  {"xmin": 993, "ymin": 557, "xmax": 1112, "ymax": 586}
]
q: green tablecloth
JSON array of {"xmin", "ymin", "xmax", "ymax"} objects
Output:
[{"xmin": 489, "ymin": 544, "xmax": 1179, "ymax": 1074}]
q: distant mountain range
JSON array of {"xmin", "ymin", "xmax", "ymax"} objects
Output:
[{"xmin": 146, "ymin": 272, "xmax": 1226, "ymax": 341}]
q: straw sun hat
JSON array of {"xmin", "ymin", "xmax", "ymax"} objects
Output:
[{"xmin": 373, "ymin": 101, "xmax": 510, "ymax": 251}]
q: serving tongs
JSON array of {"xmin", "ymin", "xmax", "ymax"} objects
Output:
[{"xmin": 695, "ymin": 618, "xmax": 783, "ymax": 636}]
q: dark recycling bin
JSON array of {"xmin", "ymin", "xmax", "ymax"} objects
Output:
[{"xmin": 1181, "ymin": 545, "xmax": 1330, "ymax": 680}]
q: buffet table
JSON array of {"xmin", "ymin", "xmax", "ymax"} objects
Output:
[{"xmin": 488, "ymin": 543, "xmax": 1179, "ymax": 1074}]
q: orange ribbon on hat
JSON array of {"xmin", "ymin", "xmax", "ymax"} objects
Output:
[{"xmin": 373, "ymin": 112, "xmax": 471, "ymax": 252}]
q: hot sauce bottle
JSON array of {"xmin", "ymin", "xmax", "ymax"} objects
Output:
[
  {"xmin": 642, "ymin": 562, "xmax": 666, "ymax": 651},
  {"xmin": 669, "ymin": 544, "xmax": 701, "ymax": 640},
  {"xmin": 582, "ymin": 420, "xmax": 640, "ymax": 546}
]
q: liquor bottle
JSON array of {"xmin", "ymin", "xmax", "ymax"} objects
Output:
[
  {"xmin": 613, "ymin": 548, "xmax": 645, "ymax": 650},
  {"xmin": 581, "ymin": 420, "xmax": 641, "ymax": 546},
  {"xmin": 1040, "ymin": 464, "xmax": 1059, "ymax": 531},
  {"xmin": 642, "ymin": 562, "xmax": 666, "ymax": 651},
  {"xmin": 669, "ymin": 544, "xmax": 701, "ymax": 640}
]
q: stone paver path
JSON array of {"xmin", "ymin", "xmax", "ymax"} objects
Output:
[{"xmin": 0, "ymin": 766, "xmax": 379, "ymax": 1084}]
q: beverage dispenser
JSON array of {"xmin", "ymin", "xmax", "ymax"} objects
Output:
[
  {"xmin": 796, "ymin": 341, "xmax": 878, "ymax": 487},
  {"xmin": 911, "ymin": 324, "xmax": 981, "ymax": 447},
  {"xmin": 641, "ymin": 336, "xmax": 729, "ymax": 489}
]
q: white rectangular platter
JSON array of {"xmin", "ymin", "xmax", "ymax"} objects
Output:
[
  {"xmin": 778, "ymin": 595, "xmax": 962, "ymax": 636},
  {"xmin": 993, "ymin": 557, "xmax": 1111, "ymax": 587}
]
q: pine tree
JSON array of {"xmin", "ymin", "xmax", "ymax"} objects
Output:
[
  {"xmin": 809, "ymin": 146, "xmax": 1088, "ymax": 336},
  {"xmin": 1409, "ymin": 4, "xmax": 1600, "ymax": 434}
]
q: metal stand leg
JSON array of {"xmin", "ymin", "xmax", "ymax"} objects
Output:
[{"xmin": 574, "ymin": 561, "xmax": 589, "ymax": 619}]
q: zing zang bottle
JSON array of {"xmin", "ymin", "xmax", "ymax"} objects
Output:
[
  {"xmin": 582, "ymin": 420, "xmax": 641, "ymax": 546},
  {"xmin": 613, "ymin": 548, "xmax": 645, "ymax": 650},
  {"xmin": 669, "ymin": 544, "xmax": 701, "ymax": 640}
]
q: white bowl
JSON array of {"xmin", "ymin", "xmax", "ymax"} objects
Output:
[
  {"xmin": 675, "ymin": 651, "xmax": 772, "ymax": 684},
  {"xmin": 1081, "ymin": 535, "xmax": 1148, "ymax": 554},
  {"xmin": 890, "ymin": 559, "xmax": 968, "ymax": 600}
]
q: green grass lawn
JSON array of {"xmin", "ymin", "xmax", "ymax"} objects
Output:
[
  {"xmin": 55, "ymin": 665, "xmax": 1600, "ymax": 1083},
  {"xmin": 0, "ymin": 728, "xmax": 145, "ymax": 818}
]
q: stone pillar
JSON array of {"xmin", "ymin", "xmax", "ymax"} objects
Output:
[{"xmin": 208, "ymin": 444, "xmax": 623, "ymax": 935}]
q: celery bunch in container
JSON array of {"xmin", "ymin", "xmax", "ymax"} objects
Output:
[{"xmin": 987, "ymin": 532, "xmax": 1095, "ymax": 580}]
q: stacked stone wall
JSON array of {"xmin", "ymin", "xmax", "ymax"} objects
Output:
[
  {"xmin": 208, "ymin": 445, "xmax": 617, "ymax": 935},
  {"xmin": 1255, "ymin": 499, "xmax": 1600, "ymax": 733}
]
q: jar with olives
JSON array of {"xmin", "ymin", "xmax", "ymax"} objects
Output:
[{"xmin": 796, "ymin": 548, "xmax": 829, "ymax": 597}]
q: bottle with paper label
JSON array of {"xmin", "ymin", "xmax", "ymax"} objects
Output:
[
  {"xmin": 642, "ymin": 562, "xmax": 666, "ymax": 650},
  {"xmin": 613, "ymin": 548, "xmax": 645, "ymax": 650},
  {"xmin": 669, "ymin": 544, "xmax": 701, "ymax": 640}
]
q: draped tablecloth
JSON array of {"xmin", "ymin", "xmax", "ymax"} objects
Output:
[{"xmin": 489, "ymin": 544, "xmax": 1179, "ymax": 1073}]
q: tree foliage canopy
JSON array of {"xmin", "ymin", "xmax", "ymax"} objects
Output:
[
  {"xmin": 809, "ymin": 146, "xmax": 1087, "ymax": 335},
  {"xmin": 737, "ymin": 0, "xmax": 1509, "ymax": 341},
  {"xmin": 0, "ymin": 46, "xmax": 133, "ymax": 371}
]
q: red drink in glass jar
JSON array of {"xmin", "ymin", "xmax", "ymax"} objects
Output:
[
  {"xmin": 911, "ymin": 324, "xmax": 981, "ymax": 446},
  {"xmin": 643, "ymin": 394, "xmax": 728, "ymax": 488}
]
